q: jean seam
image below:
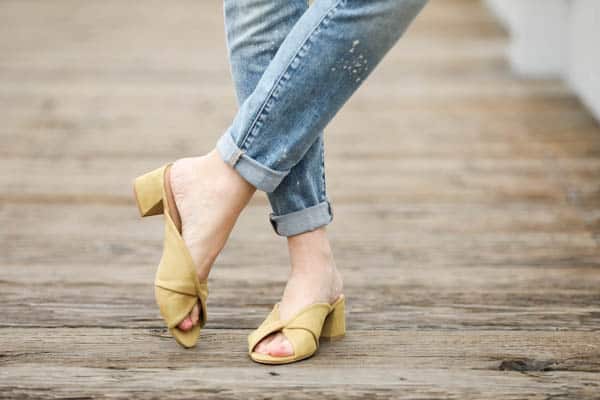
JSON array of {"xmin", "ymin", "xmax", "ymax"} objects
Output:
[
  {"xmin": 319, "ymin": 134, "xmax": 327, "ymax": 203},
  {"xmin": 236, "ymin": 0, "xmax": 347, "ymax": 152},
  {"xmin": 269, "ymin": 199, "xmax": 330, "ymax": 218},
  {"xmin": 216, "ymin": 132, "xmax": 290, "ymax": 192},
  {"xmin": 240, "ymin": 153, "xmax": 290, "ymax": 175},
  {"xmin": 269, "ymin": 200, "xmax": 333, "ymax": 236}
]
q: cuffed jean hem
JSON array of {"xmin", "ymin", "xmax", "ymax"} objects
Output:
[
  {"xmin": 217, "ymin": 131, "xmax": 290, "ymax": 193},
  {"xmin": 269, "ymin": 201, "xmax": 333, "ymax": 237}
]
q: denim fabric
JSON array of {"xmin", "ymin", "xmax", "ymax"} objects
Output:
[
  {"xmin": 223, "ymin": 0, "xmax": 332, "ymax": 237},
  {"xmin": 219, "ymin": 0, "xmax": 427, "ymax": 236}
]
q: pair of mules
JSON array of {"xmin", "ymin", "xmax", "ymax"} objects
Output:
[{"xmin": 133, "ymin": 165, "xmax": 345, "ymax": 364}]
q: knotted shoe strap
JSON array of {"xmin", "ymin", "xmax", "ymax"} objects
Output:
[
  {"xmin": 248, "ymin": 306, "xmax": 285, "ymax": 351},
  {"xmin": 154, "ymin": 194, "xmax": 208, "ymax": 348},
  {"xmin": 248, "ymin": 302, "xmax": 333, "ymax": 364}
]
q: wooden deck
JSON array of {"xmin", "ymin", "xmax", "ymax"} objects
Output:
[{"xmin": 1, "ymin": 0, "xmax": 599, "ymax": 398}]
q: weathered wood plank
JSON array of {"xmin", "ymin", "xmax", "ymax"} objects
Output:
[
  {"xmin": 1, "ymin": 329, "xmax": 598, "ymax": 371},
  {"xmin": 1, "ymin": 0, "xmax": 599, "ymax": 398},
  {"xmin": 2, "ymin": 257, "xmax": 599, "ymax": 330},
  {"xmin": 0, "ymin": 329, "xmax": 598, "ymax": 399},
  {"xmin": 2, "ymin": 366, "xmax": 598, "ymax": 400}
]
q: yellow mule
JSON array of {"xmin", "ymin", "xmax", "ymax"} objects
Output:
[
  {"xmin": 248, "ymin": 295, "xmax": 346, "ymax": 364},
  {"xmin": 133, "ymin": 165, "xmax": 208, "ymax": 348}
]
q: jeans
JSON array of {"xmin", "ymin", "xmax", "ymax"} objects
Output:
[{"xmin": 219, "ymin": 0, "xmax": 427, "ymax": 236}]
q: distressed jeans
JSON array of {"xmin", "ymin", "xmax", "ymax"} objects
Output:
[{"xmin": 219, "ymin": 0, "xmax": 427, "ymax": 236}]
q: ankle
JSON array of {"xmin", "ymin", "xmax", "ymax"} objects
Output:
[
  {"xmin": 285, "ymin": 228, "xmax": 343, "ymax": 303},
  {"xmin": 206, "ymin": 149, "xmax": 255, "ymax": 197},
  {"xmin": 287, "ymin": 228, "xmax": 336, "ymax": 273},
  {"xmin": 283, "ymin": 262, "xmax": 343, "ymax": 311},
  {"xmin": 289, "ymin": 253, "xmax": 337, "ymax": 277}
]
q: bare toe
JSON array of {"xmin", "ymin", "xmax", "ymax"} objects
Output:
[
  {"xmin": 177, "ymin": 315, "xmax": 193, "ymax": 331},
  {"xmin": 267, "ymin": 333, "xmax": 294, "ymax": 357},
  {"xmin": 254, "ymin": 334, "xmax": 275, "ymax": 354}
]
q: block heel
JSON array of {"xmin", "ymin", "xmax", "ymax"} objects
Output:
[
  {"xmin": 133, "ymin": 167, "xmax": 165, "ymax": 217},
  {"xmin": 321, "ymin": 296, "xmax": 346, "ymax": 340}
]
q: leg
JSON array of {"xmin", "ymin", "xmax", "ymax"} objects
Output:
[
  {"xmin": 224, "ymin": 0, "xmax": 332, "ymax": 238},
  {"xmin": 225, "ymin": 0, "xmax": 340, "ymax": 357},
  {"xmin": 167, "ymin": 0, "xmax": 317, "ymax": 332},
  {"xmin": 218, "ymin": 0, "xmax": 428, "ymax": 357},
  {"xmin": 167, "ymin": 0, "xmax": 311, "ymax": 332},
  {"xmin": 217, "ymin": 0, "xmax": 428, "ymax": 192}
]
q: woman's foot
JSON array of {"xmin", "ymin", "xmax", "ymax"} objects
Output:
[
  {"xmin": 253, "ymin": 227, "xmax": 343, "ymax": 357},
  {"xmin": 168, "ymin": 149, "xmax": 255, "ymax": 331}
]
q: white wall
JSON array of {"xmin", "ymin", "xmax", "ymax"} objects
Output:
[
  {"xmin": 568, "ymin": 0, "xmax": 600, "ymax": 119},
  {"xmin": 484, "ymin": 0, "xmax": 600, "ymax": 121}
]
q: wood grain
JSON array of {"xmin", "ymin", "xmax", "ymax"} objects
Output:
[{"xmin": 1, "ymin": 0, "xmax": 599, "ymax": 398}]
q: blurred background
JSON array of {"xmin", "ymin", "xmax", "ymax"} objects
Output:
[
  {"xmin": 1, "ymin": 0, "xmax": 599, "ymax": 398},
  {"xmin": 485, "ymin": 0, "xmax": 600, "ymax": 117}
]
